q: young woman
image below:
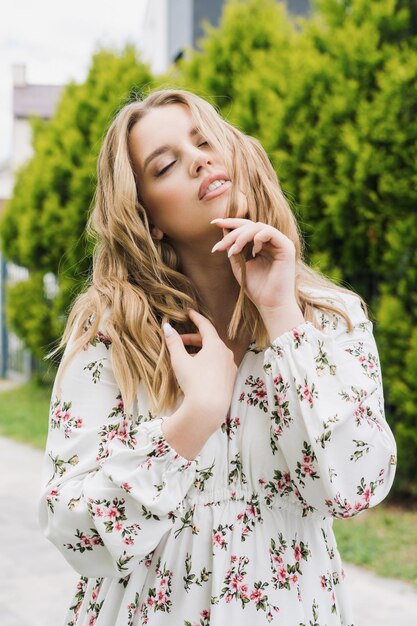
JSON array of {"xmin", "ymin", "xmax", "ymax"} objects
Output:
[{"xmin": 39, "ymin": 89, "xmax": 397, "ymax": 626}]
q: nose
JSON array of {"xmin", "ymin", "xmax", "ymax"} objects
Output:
[{"xmin": 190, "ymin": 147, "xmax": 212, "ymax": 177}]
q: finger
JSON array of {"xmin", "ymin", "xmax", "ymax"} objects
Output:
[
  {"xmin": 226, "ymin": 226, "xmax": 262, "ymax": 257},
  {"xmin": 253, "ymin": 228, "xmax": 295, "ymax": 257},
  {"xmin": 179, "ymin": 332, "xmax": 203, "ymax": 347},
  {"xmin": 211, "ymin": 224, "xmax": 257, "ymax": 254},
  {"xmin": 163, "ymin": 322, "xmax": 188, "ymax": 369},
  {"xmin": 187, "ymin": 309, "xmax": 220, "ymax": 342},
  {"xmin": 210, "ymin": 217, "xmax": 253, "ymax": 229},
  {"xmin": 252, "ymin": 229, "xmax": 273, "ymax": 256}
]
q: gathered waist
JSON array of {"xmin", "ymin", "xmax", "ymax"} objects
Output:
[
  {"xmin": 184, "ymin": 487, "xmax": 258, "ymax": 507},
  {"xmin": 181, "ymin": 487, "xmax": 326, "ymax": 520}
]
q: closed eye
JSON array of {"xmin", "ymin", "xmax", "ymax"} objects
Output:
[{"xmin": 155, "ymin": 161, "xmax": 176, "ymax": 177}]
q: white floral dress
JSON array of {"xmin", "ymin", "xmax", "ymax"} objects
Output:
[{"xmin": 39, "ymin": 289, "xmax": 397, "ymax": 626}]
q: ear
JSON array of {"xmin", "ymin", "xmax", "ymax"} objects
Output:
[{"xmin": 151, "ymin": 225, "xmax": 164, "ymax": 241}]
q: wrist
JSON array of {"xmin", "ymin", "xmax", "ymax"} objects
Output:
[
  {"xmin": 161, "ymin": 398, "xmax": 216, "ymax": 461},
  {"xmin": 259, "ymin": 301, "xmax": 305, "ymax": 342}
]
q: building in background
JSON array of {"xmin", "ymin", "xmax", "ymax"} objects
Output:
[
  {"xmin": 139, "ymin": 0, "xmax": 311, "ymax": 74},
  {"xmin": 0, "ymin": 65, "xmax": 63, "ymax": 380}
]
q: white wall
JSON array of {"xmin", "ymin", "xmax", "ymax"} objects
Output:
[
  {"xmin": 11, "ymin": 119, "xmax": 33, "ymax": 172},
  {"xmin": 140, "ymin": 0, "xmax": 169, "ymax": 75}
]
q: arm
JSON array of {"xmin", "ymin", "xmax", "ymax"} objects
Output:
[
  {"xmin": 262, "ymin": 291, "xmax": 397, "ymax": 518},
  {"xmin": 39, "ymin": 322, "xmax": 201, "ymax": 578}
]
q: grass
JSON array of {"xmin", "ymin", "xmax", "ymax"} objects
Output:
[
  {"xmin": 1, "ymin": 381, "xmax": 416, "ymax": 587},
  {"xmin": 0, "ymin": 380, "xmax": 52, "ymax": 449},
  {"xmin": 333, "ymin": 504, "xmax": 417, "ymax": 588}
]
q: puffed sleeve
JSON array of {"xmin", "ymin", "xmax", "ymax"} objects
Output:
[
  {"xmin": 263, "ymin": 290, "xmax": 397, "ymax": 518},
  {"xmin": 38, "ymin": 315, "xmax": 200, "ymax": 578}
]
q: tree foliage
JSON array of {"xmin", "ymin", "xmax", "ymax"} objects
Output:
[{"xmin": 0, "ymin": 46, "xmax": 153, "ymax": 354}]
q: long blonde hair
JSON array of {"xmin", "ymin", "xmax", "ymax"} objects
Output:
[{"xmin": 49, "ymin": 88, "xmax": 366, "ymax": 415}]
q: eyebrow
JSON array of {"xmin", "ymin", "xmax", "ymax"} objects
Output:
[{"xmin": 143, "ymin": 126, "xmax": 200, "ymax": 173}]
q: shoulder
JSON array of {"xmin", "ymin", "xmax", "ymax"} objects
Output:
[{"xmin": 66, "ymin": 307, "xmax": 113, "ymax": 354}]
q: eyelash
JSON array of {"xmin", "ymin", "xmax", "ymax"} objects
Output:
[
  {"xmin": 155, "ymin": 141, "xmax": 209, "ymax": 177},
  {"xmin": 155, "ymin": 163, "xmax": 173, "ymax": 177}
]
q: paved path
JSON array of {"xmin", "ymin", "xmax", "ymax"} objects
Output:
[{"xmin": 1, "ymin": 435, "xmax": 417, "ymax": 626}]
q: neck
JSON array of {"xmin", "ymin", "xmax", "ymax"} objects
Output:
[{"xmin": 173, "ymin": 240, "xmax": 244, "ymax": 339}]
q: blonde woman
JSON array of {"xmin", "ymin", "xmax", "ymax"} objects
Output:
[{"xmin": 39, "ymin": 89, "xmax": 397, "ymax": 626}]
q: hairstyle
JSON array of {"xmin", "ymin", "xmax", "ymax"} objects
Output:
[{"xmin": 49, "ymin": 88, "xmax": 366, "ymax": 415}]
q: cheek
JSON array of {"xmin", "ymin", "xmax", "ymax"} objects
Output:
[
  {"xmin": 143, "ymin": 185, "xmax": 193, "ymax": 234},
  {"xmin": 140, "ymin": 184, "xmax": 169, "ymax": 220},
  {"xmin": 148, "ymin": 179, "xmax": 192, "ymax": 215}
]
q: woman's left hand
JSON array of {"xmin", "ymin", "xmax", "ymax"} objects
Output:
[{"xmin": 210, "ymin": 217, "xmax": 297, "ymax": 311}]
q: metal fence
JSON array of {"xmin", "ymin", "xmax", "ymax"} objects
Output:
[{"xmin": 0, "ymin": 253, "xmax": 32, "ymax": 381}]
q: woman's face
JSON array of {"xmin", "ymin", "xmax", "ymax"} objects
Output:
[{"xmin": 129, "ymin": 103, "xmax": 247, "ymax": 246}]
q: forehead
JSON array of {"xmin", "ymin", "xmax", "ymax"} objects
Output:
[{"xmin": 129, "ymin": 103, "xmax": 194, "ymax": 164}]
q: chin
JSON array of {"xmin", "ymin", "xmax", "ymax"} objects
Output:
[{"xmin": 210, "ymin": 189, "xmax": 249, "ymax": 220}]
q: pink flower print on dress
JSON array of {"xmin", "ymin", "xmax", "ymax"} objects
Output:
[
  {"xmin": 235, "ymin": 493, "xmax": 263, "ymax": 542},
  {"xmin": 212, "ymin": 523, "xmax": 234, "ymax": 556},
  {"xmin": 139, "ymin": 557, "xmax": 174, "ymax": 622},
  {"xmin": 50, "ymin": 398, "xmax": 83, "ymax": 439},
  {"xmin": 295, "ymin": 376, "xmax": 319, "ymax": 407},
  {"xmin": 269, "ymin": 534, "xmax": 311, "ymax": 592},
  {"xmin": 295, "ymin": 442, "xmax": 320, "ymax": 487},
  {"xmin": 345, "ymin": 342, "xmax": 380, "ymax": 382},
  {"xmin": 324, "ymin": 471, "xmax": 385, "ymax": 517},
  {"xmin": 294, "ymin": 545, "xmax": 302, "ymax": 561},
  {"xmin": 241, "ymin": 375, "xmax": 269, "ymax": 412},
  {"xmin": 270, "ymin": 376, "xmax": 293, "ymax": 453},
  {"xmin": 221, "ymin": 414, "xmax": 241, "ymax": 440},
  {"xmin": 46, "ymin": 488, "xmax": 60, "ymax": 513}
]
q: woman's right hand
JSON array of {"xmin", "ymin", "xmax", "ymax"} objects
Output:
[{"xmin": 163, "ymin": 309, "xmax": 238, "ymax": 432}]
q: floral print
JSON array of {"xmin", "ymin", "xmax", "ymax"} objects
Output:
[
  {"xmin": 269, "ymin": 375, "xmax": 292, "ymax": 453},
  {"xmin": 239, "ymin": 375, "xmax": 269, "ymax": 411},
  {"xmin": 50, "ymin": 398, "xmax": 83, "ymax": 438},
  {"xmin": 221, "ymin": 412, "xmax": 240, "ymax": 439},
  {"xmin": 211, "ymin": 554, "xmax": 280, "ymax": 620},
  {"xmin": 138, "ymin": 557, "xmax": 174, "ymax": 623},
  {"xmin": 269, "ymin": 533, "xmax": 311, "ymax": 591},
  {"xmin": 183, "ymin": 553, "xmax": 212, "ymax": 592},
  {"xmin": 344, "ymin": 343, "xmax": 379, "ymax": 382},
  {"xmin": 235, "ymin": 492, "xmax": 263, "ymax": 541},
  {"xmin": 86, "ymin": 497, "xmax": 142, "ymax": 544},
  {"xmin": 39, "ymin": 289, "xmax": 397, "ymax": 625}
]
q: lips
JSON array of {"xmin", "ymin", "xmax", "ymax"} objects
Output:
[{"xmin": 199, "ymin": 172, "xmax": 231, "ymax": 200}]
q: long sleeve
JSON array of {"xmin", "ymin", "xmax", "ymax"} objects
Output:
[
  {"xmin": 262, "ymin": 291, "xmax": 397, "ymax": 519},
  {"xmin": 38, "ymin": 319, "xmax": 200, "ymax": 578}
]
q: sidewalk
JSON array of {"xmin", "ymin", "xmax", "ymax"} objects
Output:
[{"xmin": 1, "ymin": 435, "xmax": 417, "ymax": 626}]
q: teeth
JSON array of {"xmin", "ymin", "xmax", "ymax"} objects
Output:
[{"xmin": 206, "ymin": 179, "xmax": 226, "ymax": 194}]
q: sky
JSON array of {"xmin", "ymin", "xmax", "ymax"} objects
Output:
[{"xmin": 0, "ymin": 0, "xmax": 148, "ymax": 163}]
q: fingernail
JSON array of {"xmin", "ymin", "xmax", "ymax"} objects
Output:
[
  {"xmin": 210, "ymin": 218, "xmax": 223, "ymax": 223},
  {"xmin": 211, "ymin": 242, "xmax": 221, "ymax": 253},
  {"xmin": 163, "ymin": 322, "xmax": 173, "ymax": 337},
  {"xmin": 228, "ymin": 244, "xmax": 237, "ymax": 257}
]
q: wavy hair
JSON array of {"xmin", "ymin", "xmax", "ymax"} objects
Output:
[{"xmin": 49, "ymin": 88, "xmax": 366, "ymax": 415}]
